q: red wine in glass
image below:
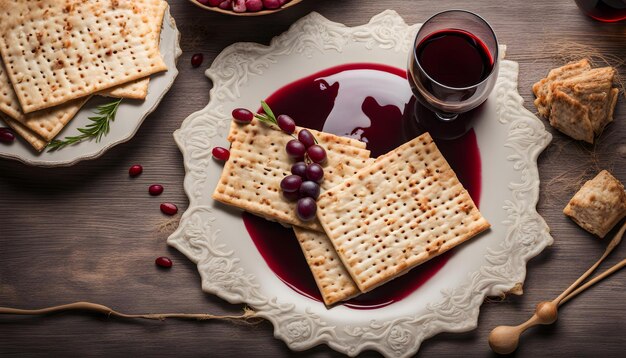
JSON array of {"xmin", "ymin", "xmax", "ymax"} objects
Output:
[
  {"xmin": 408, "ymin": 10, "xmax": 499, "ymax": 139},
  {"xmin": 575, "ymin": 0, "xmax": 626, "ymax": 22}
]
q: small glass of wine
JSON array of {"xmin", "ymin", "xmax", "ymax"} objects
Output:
[
  {"xmin": 408, "ymin": 10, "xmax": 499, "ymax": 139},
  {"xmin": 574, "ymin": 0, "xmax": 626, "ymax": 22}
]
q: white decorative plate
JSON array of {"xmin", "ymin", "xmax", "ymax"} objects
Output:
[
  {"xmin": 0, "ymin": 8, "xmax": 181, "ymax": 167},
  {"xmin": 168, "ymin": 10, "xmax": 553, "ymax": 357}
]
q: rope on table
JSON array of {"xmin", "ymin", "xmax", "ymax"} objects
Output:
[{"xmin": 0, "ymin": 301, "xmax": 262, "ymax": 324}]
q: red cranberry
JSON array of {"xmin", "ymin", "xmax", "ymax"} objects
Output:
[
  {"xmin": 149, "ymin": 184, "xmax": 164, "ymax": 196},
  {"xmin": 233, "ymin": 0, "xmax": 246, "ymax": 12},
  {"xmin": 207, "ymin": 0, "xmax": 222, "ymax": 5},
  {"xmin": 128, "ymin": 164, "xmax": 143, "ymax": 177},
  {"xmin": 218, "ymin": 0, "xmax": 232, "ymax": 9},
  {"xmin": 160, "ymin": 203, "xmax": 178, "ymax": 215},
  {"xmin": 155, "ymin": 256, "xmax": 173, "ymax": 268},
  {"xmin": 0, "ymin": 128, "xmax": 15, "ymax": 143},
  {"xmin": 263, "ymin": 0, "xmax": 281, "ymax": 9},
  {"xmin": 245, "ymin": 0, "xmax": 263, "ymax": 11},
  {"xmin": 212, "ymin": 146, "xmax": 230, "ymax": 161},
  {"xmin": 191, "ymin": 53, "xmax": 204, "ymax": 68},
  {"xmin": 232, "ymin": 108, "xmax": 253, "ymax": 124}
]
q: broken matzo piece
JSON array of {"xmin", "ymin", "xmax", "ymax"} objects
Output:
[
  {"xmin": 564, "ymin": 170, "xmax": 626, "ymax": 238},
  {"xmin": 532, "ymin": 59, "xmax": 591, "ymax": 117},
  {"xmin": 316, "ymin": 132, "xmax": 490, "ymax": 293},
  {"xmin": 551, "ymin": 66, "xmax": 616, "ymax": 136},
  {"xmin": 212, "ymin": 118, "xmax": 372, "ymax": 232},
  {"xmin": 293, "ymin": 227, "xmax": 360, "ymax": 306},
  {"xmin": 0, "ymin": 0, "xmax": 167, "ymax": 113},
  {"xmin": 549, "ymin": 89, "xmax": 595, "ymax": 144}
]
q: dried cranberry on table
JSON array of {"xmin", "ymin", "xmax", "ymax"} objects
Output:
[
  {"xmin": 191, "ymin": 53, "xmax": 204, "ymax": 67},
  {"xmin": 128, "ymin": 164, "xmax": 143, "ymax": 177},
  {"xmin": 155, "ymin": 256, "xmax": 173, "ymax": 268},
  {"xmin": 160, "ymin": 203, "xmax": 178, "ymax": 216},
  {"xmin": 0, "ymin": 128, "xmax": 15, "ymax": 143},
  {"xmin": 149, "ymin": 184, "xmax": 164, "ymax": 196}
]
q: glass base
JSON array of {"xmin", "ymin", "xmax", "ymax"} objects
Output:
[{"xmin": 410, "ymin": 101, "xmax": 485, "ymax": 141}]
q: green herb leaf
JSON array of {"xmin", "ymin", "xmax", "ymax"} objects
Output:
[
  {"xmin": 47, "ymin": 98, "xmax": 122, "ymax": 152},
  {"xmin": 254, "ymin": 113, "xmax": 277, "ymax": 128},
  {"xmin": 260, "ymin": 100, "xmax": 277, "ymax": 124}
]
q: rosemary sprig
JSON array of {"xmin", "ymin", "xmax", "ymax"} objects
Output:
[
  {"xmin": 254, "ymin": 100, "xmax": 279, "ymax": 127},
  {"xmin": 47, "ymin": 98, "xmax": 122, "ymax": 151}
]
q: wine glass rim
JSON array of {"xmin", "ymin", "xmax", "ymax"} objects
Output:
[{"xmin": 412, "ymin": 9, "xmax": 499, "ymax": 91}]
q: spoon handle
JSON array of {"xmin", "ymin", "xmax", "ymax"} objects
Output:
[
  {"xmin": 560, "ymin": 258, "xmax": 626, "ymax": 306},
  {"xmin": 554, "ymin": 220, "xmax": 626, "ymax": 304}
]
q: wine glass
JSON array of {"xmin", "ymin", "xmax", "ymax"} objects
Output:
[
  {"xmin": 408, "ymin": 10, "xmax": 499, "ymax": 139},
  {"xmin": 574, "ymin": 0, "xmax": 626, "ymax": 22}
]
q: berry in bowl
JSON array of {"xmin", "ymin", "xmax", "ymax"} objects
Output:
[{"xmin": 192, "ymin": 0, "xmax": 303, "ymax": 15}]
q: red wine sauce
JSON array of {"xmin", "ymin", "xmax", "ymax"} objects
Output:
[{"xmin": 243, "ymin": 63, "xmax": 482, "ymax": 309}]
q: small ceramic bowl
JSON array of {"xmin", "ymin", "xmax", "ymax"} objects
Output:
[{"xmin": 189, "ymin": 0, "xmax": 304, "ymax": 16}]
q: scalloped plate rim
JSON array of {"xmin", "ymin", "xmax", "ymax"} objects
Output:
[{"xmin": 169, "ymin": 10, "xmax": 554, "ymax": 357}]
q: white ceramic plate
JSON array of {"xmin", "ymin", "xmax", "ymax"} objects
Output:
[
  {"xmin": 0, "ymin": 8, "xmax": 182, "ymax": 167},
  {"xmin": 168, "ymin": 11, "xmax": 554, "ymax": 357}
]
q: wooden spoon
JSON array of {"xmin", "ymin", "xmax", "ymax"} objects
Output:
[{"xmin": 488, "ymin": 220, "xmax": 626, "ymax": 354}]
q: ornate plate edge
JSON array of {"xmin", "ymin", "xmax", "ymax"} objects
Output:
[{"xmin": 168, "ymin": 10, "xmax": 554, "ymax": 357}]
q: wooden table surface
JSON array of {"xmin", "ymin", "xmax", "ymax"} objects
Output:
[{"xmin": 1, "ymin": 0, "xmax": 625, "ymax": 356}]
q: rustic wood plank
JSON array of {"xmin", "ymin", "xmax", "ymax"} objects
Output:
[{"xmin": 1, "ymin": 0, "xmax": 625, "ymax": 356}]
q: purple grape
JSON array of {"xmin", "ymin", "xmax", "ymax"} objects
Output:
[
  {"xmin": 232, "ymin": 108, "xmax": 253, "ymax": 123},
  {"xmin": 299, "ymin": 181, "xmax": 320, "ymax": 200},
  {"xmin": 296, "ymin": 197, "xmax": 317, "ymax": 221},
  {"xmin": 280, "ymin": 175, "xmax": 302, "ymax": 193},
  {"xmin": 306, "ymin": 145, "xmax": 327, "ymax": 163},
  {"xmin": 298, "ymin": 129, "xmax": 315, "ymax": 148},
  {"xmin": 277, "ymin": 114, "xmax": 296, "ymax": 134},
  {"xmin": 291, "ymin": 161, "xmax": 307, "ymax": 177},
  {"xmin": 286, "ymin": 139, "xmax": 306, "ymax": 159},
  {"xmin": 282, "ymin": 190, "xmax": 299, "ymax": 202},
  {"xmin": 305, "ymin": 163, "xmax": 324, "ymax": 183}
]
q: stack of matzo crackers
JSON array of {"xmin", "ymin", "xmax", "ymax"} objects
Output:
[
  {"xmin": 0, "ymin": 0, "xmax": 169, "ymax": 151},
  {"xmin": 532, "ymin": 59, "xmax": 619, "ymax": 144},
  {"xmin": 213, "ymin": 118, "xmax": 490, "ymax": 306}
]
